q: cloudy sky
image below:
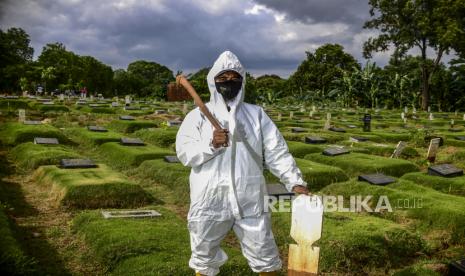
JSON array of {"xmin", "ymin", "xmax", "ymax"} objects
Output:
[{"xmin": 0, "ymin": 0, "xmax": 395, "ymax": 77}]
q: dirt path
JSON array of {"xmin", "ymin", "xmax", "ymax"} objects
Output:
[{"xmin": 0, "ymin": 149, "xmax": 104, "ymax": 275}]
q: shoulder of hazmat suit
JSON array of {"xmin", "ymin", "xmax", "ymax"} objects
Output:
[{"xmin": 176, "ymin": 50, "xmax": 307, "ymax": 221}]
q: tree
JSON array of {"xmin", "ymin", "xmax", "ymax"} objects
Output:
[
  {"xmin": 0, "ymin": 27, "xmax": 34, "ymax": 92},
  {"xmin": 127, "ymin": 60, "xmax": 174, "ymax": 98},
  {"xmin": 363, "ymin": 0, "xmax": 465, "ymax": 110},
  {"xmin": 288, "ymin": 44, "xmax": 360, "ymax": 101},
  {"xmin": 255, "ymin": 75, "xmax": 286, "ymax": 104}
]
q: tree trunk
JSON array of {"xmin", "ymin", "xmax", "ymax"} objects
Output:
[{"xmin": 420, "ymin": 39, "xmax": 429, "ymax": 111}]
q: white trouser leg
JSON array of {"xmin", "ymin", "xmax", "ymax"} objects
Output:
[
  {"xmin": 233, "ymin": 213, "xmax": 282, "ymax": 273},
  {"xmin": 188, "ymin": 219, "xmax": 234, "ymax": 276}
]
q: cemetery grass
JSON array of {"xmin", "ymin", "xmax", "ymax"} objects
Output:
[
  {"xmin": 72, "ymin": 208, "xmax": 254, "ymax": 276},
  {"xmin": 0, "ymin": 146, "xmax": 105, "ymax": 275},
  {"xmin": 133, "ymin": 128, "xmax": 177, "ymax": 148}
]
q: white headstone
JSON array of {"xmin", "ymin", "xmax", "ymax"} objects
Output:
[
  {"xmin": 312, "ymin": 105, "xmax": 316, "ymax": 112},
  {"xmin": 463, "ymin": 114, "xmax": 465, "ymax": 121},
  {"xmin": 413, "ymin": 107, "xmax": 417, "ymax": 114},
  {"xmin": 404, "ymin": 106, "xmax": 408, "ymax": 113},
  {"xmin": 18, "ymin": 109, "xmax": 25, "ymax": 122},
  {"xmin": 125, "ymin": 95, "xmax": 131, "ymax": 105},
  {"xmin": 401, "ymin": 112, "xmax": 405, "ymax": 120},
  {"xmin": 309, "ymin": 111, "xmax": 314, "ymax": 118},
  {"xmin": 427, "ymin": 138, "xmax": 441, "ymax": 162},
  {"xmin": 455, "ymin": 110, "xmax": 458, "ymax": 117},
  {"xmin": 428, "ymin": 106, "xmax": 431, "ymax": 113},
  {"xmin": 290, "ymin": 111, "xmax": 294, "ymax": 120},
  {"xmin": 277, "ymin": 113, "xmax": 282, "ymax": 121},
  {"xmin": 326, "ymin": 113, "xmax": 331, "ymax": 120},
  {"xmin": 391, "ymin": 141, "xmax": 407, "ymax": 158},
  {"xmin": 182, "ymin": 103, "xmax": 188, "ymax": 114},
  {"xmin": 451, "ymin": 119, "xmax": 455, "ymax": 126},
  {"xmin": 429, "ymin": 113, "xmax": 434, "ymax": 121},
  {"xmin": 300, "ymin": 106, "xmax": 305, "ymax": 112},
  {"xmin": 90, "ymin": 95, "xmax": 94, "ymax": 101},
  {"xmin": 403, "ymin": 118, "xmax": 407, "ymax": 124}
]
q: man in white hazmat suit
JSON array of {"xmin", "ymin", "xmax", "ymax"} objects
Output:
[{"xmin": 176, "ymin": 51, "xmax": 309, "ymax": 276}]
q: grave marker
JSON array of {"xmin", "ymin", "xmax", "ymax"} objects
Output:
[
  {"xmin": 167, "ymin": 120, "xmax": 182, "ymax": 127},
  {"xmin": 349, "ymin": 136, "xmax": 369, "ymax": 142},
  {"xmin": 427, "ymin": 138, "xmax": 441, "ymax": 163},
  {"xmin": 60, "ymin": 159, "xmax": 97, "ymax": 169},
  {"xmin": 363, "ymin": 114, "xmax": 371, "ymax": 132},
  {"xmin": 401, "ymin": 112, "xmax": 405, "ymax": 120},
  {"xmin": 34, "ymin": 137, "xmax": 59, "ymax": 145},
  {"xmin": 455, "ymin": 136, "xmax": 465, "ymax": 141},
  {"xmin": 164, "ymin": 155, "xmax": 180, "ymax": 163},
  {"xmin": 391, "ymin": 141, "xmax": 407, "ymax": 158},
  {"xmin": 182, "ymin": 103, "xmax": 188, "ymax": 114},
  {"xmin": 101, "ymin": 210, "xmax": 161, "ymax": 219},
  {"xmin": 120, "ymin": 137, "xmax": 145, "ymax": 146},
  {"xmin": 358, "ymin": 173, "xmax": 396, "ymax": 186},
  {"xmin": 290, "ymin": 111, "xmax": 294, "ymax": 120},
  {"xmin": 119, "ymin": 115, "xmax": 135, "ymax": 120},
  {"xmin": 322, "ymin": 147, "xmax": 350, "ymax": 156},
  {"xmin": 18, "ymin": 109, "xmax": 25, "ymax": 122},
  {"xmin": 328, "ymin": 127, "xmax": 346, "ymax": 133},
  {"xmin": 305, "ymin": 136, "xmax": 326, "ymax": 144},
  {"xmin": 347, "ymin": 124, "xmax": 357, "ymax": 129},
  {"xmin": 291, "ymin": 127, "xmax": 306, "ymax": 133},
  {"xmin": 111, "ymin": 102, "xmax": 120, "ymax": 107},
  {"xmin": 87, "ymin": 126, "xmax": 108, "ymax": 132},
  {"xmin": 125, "ymin": 95, "xmax": 131, "ymax": 106},
  {"xmin": 154, "ymin": 110, "xmax": 167, "ymax": 115},
  {"xmin": 428, "ymin": 164, "xmax": 463, "ymax": 178},
  {"xmin": 429, "ymin": 113, "xmax": 434, "ymax": 121},
  {"xmin": 288, "ymin": 195, "xmax": 323, "ymax": 275},
  {"xmin": 23, "ymin": 120, "xmax": 42, "ymax": 125}
]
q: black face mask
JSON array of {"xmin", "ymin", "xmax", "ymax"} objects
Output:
[{"xmin": 215, "ymin": 80, "xmax": 242, "ymax": 101}]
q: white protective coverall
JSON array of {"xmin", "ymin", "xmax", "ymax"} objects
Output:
[{"xmin": 176, "ymin": 51, "xmax": 307, "ymax": 275}]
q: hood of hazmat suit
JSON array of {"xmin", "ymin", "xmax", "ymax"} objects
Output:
[{"xmin": 176, "ymin": 50, "xmax": 307, "ymax": 221}]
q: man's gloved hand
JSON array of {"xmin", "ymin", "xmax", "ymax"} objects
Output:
[
  {"xmin": 212, "ymin": 128, "xmax": 229, "ymax": 148},
  {"xmin": 292, "ymin": 185, "xmax": 311, "ymax": 195}
]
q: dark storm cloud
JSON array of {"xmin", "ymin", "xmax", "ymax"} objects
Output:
[
  {"xmin": 253, "ymin": 0, "xmax": 370, "ymax": 26},
  {"xmin": 0, "ymin": 0, "xmax": 380, "ymax": 77}
]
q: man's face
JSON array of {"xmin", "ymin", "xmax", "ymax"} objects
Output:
[
  {"xmin": 214, "ymin": 70, "xmax": 242, "ymax": 83},
  {"xmin": 214, "ymin": 70, "xmax": 243, "ymax": 102}
]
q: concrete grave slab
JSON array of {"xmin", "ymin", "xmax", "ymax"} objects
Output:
[
  {"xmin": 428, "ymin": 164, "xmax": 464, "ymax": 178},
  {"xmin": 454, "ymin": 136, "xmax": 465, "ymax": 141},
  {"xmin": 87, "ymin": 126, "xmax": 108, "ymax": 132},
  {"xmin": 167, "ymin": 120, "xmax": 182, "ymax": 127},
  {"xmin": 119, "ymin": 115, "xmax": 135, "ymax": 120},
  {"xmin": 329, "ymin": 127, "xmax": 346, "ymax": 133},
  {"xmin": 23, "ymin": 120, "xmax": 42, "ymax": 125},
  {"xmin": 305, "ymin": 136, "xmax": 327, "ymax": 144},
  {"xmin": 120, "ymin": 137, "xmax": 145, "ymax": 146},
  {"xmin": 101, "ymin": 210, "xmax": 161, "ymax": 219},
  {"xmin": 60, "ymin": 159, "xmax": 97, "ymax": 169},
  {"xmin": 322, "ymin": 147, "xmax": 350, "ymax": 156},
  {"xmin": 34, "ymin": 137, "xmax": 59, "ymax": 145},
  {"xmin": 291, "ymin": 127, "xmax": 306, "ymax": 133},
  {"xmin": 164, "ymin": 155, "xmax": 180, "ymax": 163},
  {"xmin": 358, "ymin": 173, "xmax": 396, "ymax": 186},
  {"xmin": 350, "ymin": 136, "xmax": 369, "ymax": 142}
]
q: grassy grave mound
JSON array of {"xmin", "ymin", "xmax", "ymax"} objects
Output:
[
  {"xmin": 79, "ymin": 106, "xmax": 116, "ymax": 114},
  {"xmin": 401, "ymin": 172, "xmax": 465, "ymax": 197},
  {"xmin": 320, "ymin": 179, "xmax": 465, "ymax": 244},
  {"xmin": 108, "ymin": 120, "xmax": 158, "ymax": 133},
  {"xmin": 271, "ymin": 211, "xmax": 426, "ymax": 274},
  {"xmin": 0, "ymin": 122, "xmax": 70, "ymax": 146},
  {"xmin": 345, "ymin": 142, "xmax": 420, "ymax": 158},
  {"xmin": 282, "ymin": 131, "xmax": 346, "ymax": 143},
  {"xmin": 9, "ymin": 142, "xmax": 82, "ymax": 172},
  {"xmin": 265, "ymin": 158, "xmax": 349, "ymax": 191},
  {"xmin": 33, "ymin": 164, "xmax": 153, "ymax": 209},
  {"xmin": 305, "ymin": 152, "xmax": 419, "ymax": 177},
  {"xmin": 72, "ymin": 208, "xmax": 252, "ymax": 275},
  {"xmin": 133, "ymin": 128, "xmax": 177, "ymax": 148},
  {"xmin": 64, "ymin": 127, "xmax": 122, "ymax": 145},
  {"xmin": 287, "ymin": 141, "xmax": 324, "ymax": 158},
  {"xmin": 99, "ymin": 142, "xmax": 173, "ymax": 169},
  {"xmin": 0, "ymin": 206, "xmax": 36, "ymax": 275}
]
